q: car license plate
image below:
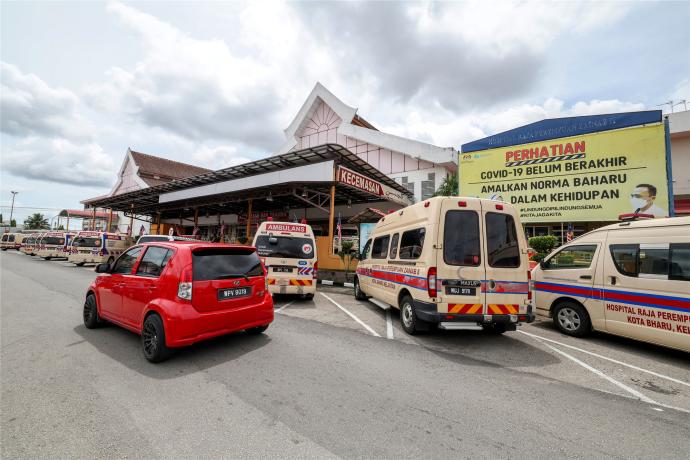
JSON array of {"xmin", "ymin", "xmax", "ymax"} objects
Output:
[
  {"xmin": 217, "ymin": 287, "xmax": 251, "ymax": 300},
  {"xmin": 445, "ymin": 286, "xmax": 476, "ymax": 296},
  {"xmin": 273, "ymin": 267, "xmax": 293, "ymax": 273}
]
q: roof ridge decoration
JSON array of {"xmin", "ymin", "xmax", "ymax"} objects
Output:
[{"xmin": 275, "ymin": 82, "xmax": 456, "ymax": 165}]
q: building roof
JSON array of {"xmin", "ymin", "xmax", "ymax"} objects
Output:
[
  {"xmin": 83, "ymin": 144, "xmax": 414, "ymax": 217},
  {"xmin": 275, "ymin": 82, "xmax": 456, "ymax": 165},
  {"xmin": 461, "ymin": 110, "xmax": 663, "ymax": 153},
  {"xmin": 129, "ymin": 150, "xmax": 211, "ymax": 187}
]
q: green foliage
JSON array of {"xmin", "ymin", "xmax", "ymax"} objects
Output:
[
  {"xmin": 531, "ymin": 253, "xmax": 546, "ymax": 263},
  {"xmin": 338, "ymin": 240, "xmax": 356, "ymax": 277},
  {"xmin": 434, "ymin": 174, "xmax": 458, "ymax": 196},
  {"xmin": 529, "ymin": 235, "xmax": 558, "ymax": 254},
  {"xmin": 24, "ymin": 213, "xmax": 49, "ymax": 229},
  {"xmin": 557, "ymin": 255, "xmax": 575, "ymax": 265},
  {"xmin": 10, "ymin": 219, "xmax": 16, "ymax": 227}
]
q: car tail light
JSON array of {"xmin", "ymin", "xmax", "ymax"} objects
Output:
[
  {"xmin": 527, "ymin": 269, "xmax": 532, "ymax": 301},
  {"xmin": 427, "ymin": 267, "xmax": 437, "ymax": 298},
  {"xmin": 495, "ymin": 204, "xmax": 504, "ymax": 210},
  {"xmin": 458, "ymin": 201, "xmax": 466, "ymax": 207},
  {"xmin": 313, "ymin": 261, "xmax": 318, "ymax": 279},
  {"xmin": 177, "ymin": 264, "xmax": 193, "ymax": 301}
]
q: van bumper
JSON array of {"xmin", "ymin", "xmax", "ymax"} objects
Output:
[{"xmin": 414, "ymin": 300, "xmax": 535, "ymax": 325}]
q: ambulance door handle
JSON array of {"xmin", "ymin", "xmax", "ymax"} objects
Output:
[
  {"xmin": 609, "ymin": 276, "xmax": 617, "ymax": 286},
  {"xmin": 579, "ymin": 275, "xmax": 591, "ymax": 280}
]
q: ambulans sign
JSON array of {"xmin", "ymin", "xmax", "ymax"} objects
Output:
[
  {"xmin": 460, "ymin": 112, "xmax": 669, "ymax": 223},
  {"xmin": 337, "ymin": 166, "xmax": 413, "ymax": 206}
]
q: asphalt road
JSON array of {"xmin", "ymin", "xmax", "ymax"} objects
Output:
[{"xmin": 2, "ymin": 251, "xmax": 689, "ymax": 459}]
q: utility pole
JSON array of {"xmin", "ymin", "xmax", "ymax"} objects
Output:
[{"xmin": 9, "ymin": 191, "xmax": 18, "ymax": 228}]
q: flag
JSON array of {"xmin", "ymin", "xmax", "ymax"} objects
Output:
[
  {"xmin": 220, "ymin": 221, "xmax": 226, "ymax": 235},
  {"xmin": 126, "ymin": 225, "xmax": 131, "ymax": 236},
  {"xmin": 192, "ymin": 226, "xmax": 199, "ymax": 236},
  {"xmin": 337, "ymin": 213, "xmax": 342, "ymax": 252},
  {"xmin": 139, "ymin": 225, "xmax": 145, "ymax": 236},
  {"xmin": 566, "ymin": 223, "xmax": 574, "ymax": 242}
]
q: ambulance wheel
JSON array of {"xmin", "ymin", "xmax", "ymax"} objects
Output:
[
  {"xmin": 44, "ymin": 257, "xmax": 52, "ymax": 260},
  {"xmin": 354, "ymin": 277, "xmax": 367, "ymax": 300},
  {"xmin": 302, "ymin": 293, "xmax": 314, "ymax": 300},
  {"xmin": 553, "ymin": 301, "xmax": 591, "ymax": 337},
  {"xmin": 400, "ymin": 295, "xmax": 429, "ymax": 335},
  {"xmin": 75, "ymin": 262, "xmax": 85, "ymax": 266}
]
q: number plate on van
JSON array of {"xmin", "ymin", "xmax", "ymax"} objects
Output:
[
  {"xmin": 273, "ymin": 267, "xmax": 293, "ymax": 273},
  {"xmin": 446, "ymin": 287, "xmax": 476, "ymax": 296},
  {"xmin": 218, "ymin": 287, "xmax": 251, "ymax": 300}
]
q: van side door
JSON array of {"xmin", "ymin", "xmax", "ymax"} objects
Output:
[
  {"xmin": 482, "ymin": 209, "xmax": 527, "ymax": 317},
  {"xmin": 436, "ymin": 200, "xmax": 486, "ymax": 316}
]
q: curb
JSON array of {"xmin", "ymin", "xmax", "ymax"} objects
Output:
[{"xmin": 317, "ymin": 279, "xmax": 354, "ymax": 288}]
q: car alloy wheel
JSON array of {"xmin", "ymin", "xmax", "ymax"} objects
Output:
[
  {"xmin": 557, "ymin": 307, "xmax": 581, "ymax": 332},
  {"xmin": 142, "ymin": 321, "xmax": 159, "ymax": 359}
]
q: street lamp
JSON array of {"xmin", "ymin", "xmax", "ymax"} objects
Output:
[{"xmin": 9, "ymin": 191, "xmax": 18, "ymax": 228}]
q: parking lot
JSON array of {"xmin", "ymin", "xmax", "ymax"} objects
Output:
[{"xmin": 2, "ymin": 249, "xmax": 689, "ymax": 458}]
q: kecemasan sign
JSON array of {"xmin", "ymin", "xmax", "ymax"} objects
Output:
[{"xmin": 337, "ymin": 166, "xmax": 413, "ymax": 206}]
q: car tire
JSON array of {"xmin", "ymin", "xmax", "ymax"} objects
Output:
[
  {"xmin": 75, "ymin": 262, "xmax": 85, "ymax": 266},
  {"xmin": 246, "ymin": 325, "xmax": 269, "ymax": 335},
  {"xmin": 354, "ymin": 277, "xmax": 367, "ymax": 300},
  {"xmin": 553, "ymin": 301, "xmax": 591, "ymax": 337},
  {"xmin": 482, "ymin": 323, "xmax": 507, "ymax": 334},
  {"xmin": 400, "ymin": 295, "xmax": 427, "ymax": 335},
  {"xmin": 83, "ymin": 294, "xmax": 103, "ymax": 329},
  {"xmin": 44, "ymin": 257, "xmax": 52, "ymax": 260},
  {"xmin": 302, "ymin": 293, "xmax": 314, "ymax": 300},
  {"xmin": 142, "ymin": 314, "xmax": 172, "ymax": 363}
]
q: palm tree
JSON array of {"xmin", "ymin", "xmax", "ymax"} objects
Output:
[
  {"xmin": 24, "ymin": 213, "xmax": 50, "ymax": 229},
  {"xmin": 434, "ymin": 173, "xmax": 458, "ymax": 196}
]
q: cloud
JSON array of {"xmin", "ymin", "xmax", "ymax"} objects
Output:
[
  {"xmin": 3, "ymin": 137, "xmax": 115, "ymax": 187},
  {"xmin": 292, "ymin": 1, "xmax": 635, "ymax": 112},
  {"xmin": 0, "ymin": 62, "xmax": 89, "ymax": 139},
  {"xmin": 191, "ymin": 145, "xmax": 253, "ymax": 170},
  {"xmin": 84, "ymin": 1, "xmax": 300, "ymax": 151}
]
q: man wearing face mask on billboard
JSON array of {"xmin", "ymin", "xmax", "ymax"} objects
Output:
[{"xmin": 629, "ymin": 183, "xmax": 667, "ymax": 217}]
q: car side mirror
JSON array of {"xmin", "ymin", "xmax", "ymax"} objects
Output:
[
  {"xmin": 539, "ymin": 260, "xmax": 549, "ymax": 269},
  {"xmin": 95, "ymin": 263, "xmax": 110, "ymax": 273}
]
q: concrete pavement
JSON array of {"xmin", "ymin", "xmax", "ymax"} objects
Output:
[{"xmin": 2, "ymin": 251, "xmax": 689, "ymax": 458}]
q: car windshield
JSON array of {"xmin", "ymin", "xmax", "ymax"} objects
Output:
[
  {"xmin": 73, "ymin": 237, "xmax": 100, "ymax": 248},
  {"xmin": 192, "ymin": 248, "xmax": 264, "ymax": 281},
  {"xmin": 254, "ymin": 235, "xmax": 315, "ymax": 259}
]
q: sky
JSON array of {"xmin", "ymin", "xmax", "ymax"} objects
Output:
[{"xmin": 1, "ymin": 0, "xmax": 689, "ymax": 225}]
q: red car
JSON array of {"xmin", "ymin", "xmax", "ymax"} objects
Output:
[{"xmin": 83, "ymin": 242, "xmax": 274, "ymax": 362}]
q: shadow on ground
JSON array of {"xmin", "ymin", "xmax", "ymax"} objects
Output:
[{"xmin": 73, "ymin": 323, "xmax": 271, "ymax": 379}]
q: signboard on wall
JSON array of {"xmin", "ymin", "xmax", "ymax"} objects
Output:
[
  {"xmin": 459, "ymin": 123, "xmax": 669, "ymax": 223},
  {"xmin": 337, "ymin": 166, "xmax": 413, "ymax": 206}
]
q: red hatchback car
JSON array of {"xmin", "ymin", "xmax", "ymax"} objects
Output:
[{"xmin": 84, "ymin": 242, "xmax": 274, "ymax": 362}]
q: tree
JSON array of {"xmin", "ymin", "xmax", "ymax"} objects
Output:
[
  {"xmin": 10, "ymin": 219, "xmax": 16, "ymax": 227},
  {"xmin": 337, "ymin": 240, "xmax": 356, "ymax": 281},
  {"xmin": 528, "ymin": 235, "xmax": 559, "ymax": 262},
  {"xmin": 24, "ymin": 213, "xmax": 49, "ymax": 230},
  {"xmin": 434, "ymin": 174, "xmax": 458, "ymax": 196}
]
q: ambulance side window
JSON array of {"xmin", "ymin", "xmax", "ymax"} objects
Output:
[
  {"xmin": 372, "ymin": 235, "xmax": 390, "ymax": 259},
  {"xmin": 610, "ymin": 244, "xmax": 639, "ymax": 277},
  {"xmin": 670, "ymin": 243, "xmax": 690, "ymax": 281},
  {"xmin": 399, "ymin": 228, "xmax": 426, "ymax": 260},
  {"xmin": 543, "ymin": 245, "xmax": 597, "ymax": 270},
  {"xmin": 361, "ymin": 239, "xmax": 372, "ymax": 260},
  {"xmin": 389, "ymin": 233, "xmax": 399, "ymax": 259}
]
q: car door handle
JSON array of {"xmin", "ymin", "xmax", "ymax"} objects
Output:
[{"xmin": 579, "ymin": 275, "xmax": 592, "ymax": 280}]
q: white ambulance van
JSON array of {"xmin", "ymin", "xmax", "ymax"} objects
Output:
[
  {"xmin": 252, "ymin": 220, "xmax": 317, "ymax": 299},
  {"xmin": 36, "ymin": 231, "xmax": 74, "ymax": 259},
  {"xmin": 532, "ymin": 216, "xmax": 690, "ymax": 352},
  {"xmin": 68, "ymin": 231, "xmax": 133, "ymax": 266},
  {"xmin": 355, "ymin": 196, "xmax": 534, "ymax": 334}
]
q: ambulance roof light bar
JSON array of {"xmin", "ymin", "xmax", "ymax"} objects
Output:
[{"xmin": 618, "ymin": 212, "xmax": 655, "ymax": 222}]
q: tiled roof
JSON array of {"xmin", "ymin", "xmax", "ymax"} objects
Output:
[{"xmin": 130, "ymin": 150, "xmax": 211, "ymax": 187}]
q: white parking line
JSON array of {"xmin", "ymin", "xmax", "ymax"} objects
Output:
[
  {"xmin": 386, "ymin": 309, "xmax": 394, "ymax": 340},
  {"xmin": 538, "ymin": 340, "xmax": 659, "ymax": 405},
  {"xmin": 518, "ymin": 330, "xmax": 690, "ymax": 388},
  {"xmin": 275, "ymin": 300, "xmax": 296, "ymax": 313},
  {"xmin": 319, "ymin": 292, "xmax": 381, "ymax": 338}
]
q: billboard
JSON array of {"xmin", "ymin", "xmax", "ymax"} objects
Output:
[
  {"xmin": 459, "ymin": 123, "xmax": 669, "ymax": 223},
  {"xmin": 337, "ymin": 165, "xmax": 414, "ymax": 207}
]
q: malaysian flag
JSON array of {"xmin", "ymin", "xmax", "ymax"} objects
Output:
[
  {"xmin": 126, "ymin": 225, "xmax": 131, "ymax": 236},
  {"xmin": 336, "ymin": 213, "xmax": 342, "ymax": 252},
  {"xmin": 566, "ymin": 223, "xmax": 574, "ymax": 242},
  {"xmin": 139, "ymin": 225, "xmax": 146, "ymax": 236}
]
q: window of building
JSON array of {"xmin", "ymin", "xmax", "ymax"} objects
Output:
[
  {"xmin": 443, "ymin": 211, "xmax": 480, "ymax": 266},
  {"xmin": 485, "ymin": 213, "xmax": 520, "ymax": 268},
  {"xmin": 421, "ymin": 173, "xmax": 436, "ymax": 200},
  {"xmin": 399, "ymin": 228, "xmax": 426, "ymax": 259},
  {"xmin": 372, "ymin": 235, "xmax": 390, "ymax": 259}
]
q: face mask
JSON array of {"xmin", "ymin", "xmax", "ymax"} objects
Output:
[{"xmin": 630, "ymin": 197, "xmax": 647, "ymax": 210}]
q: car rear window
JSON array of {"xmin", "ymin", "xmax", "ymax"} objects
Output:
[
  {"xmin": 255, "ymin": 235, "xmax": 315, "ymax": 259},
  {"xmin": 192, "ymin": 248, "xmax": 264, "ymax": 281},
  {"xmin": 444, "ymin": 211, "xmax": 480, "ymax": 266},
  {"xmin": 73, "ymin": 237, "xmax": 100, "ymax": 248},
  {"xmin": 485, "ymin": 212, "xmax": 520, "ymax": 268}
]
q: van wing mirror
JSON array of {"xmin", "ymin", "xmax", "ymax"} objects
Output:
[
  {"xmin": 95, "ymin": 263, "xmax": 111, "ymax": 273},
  {"xmin": 539, "ymin": 260, "xmax": 549, "ymax": 269}
]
